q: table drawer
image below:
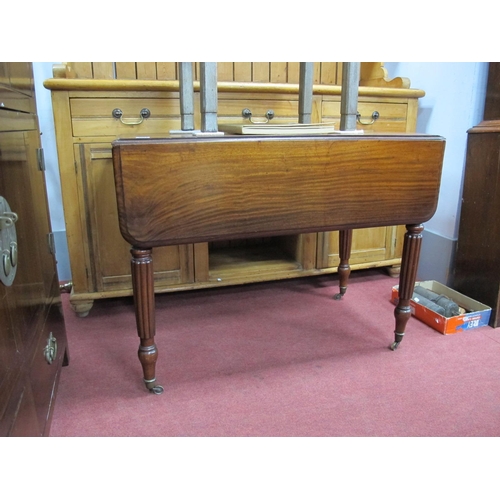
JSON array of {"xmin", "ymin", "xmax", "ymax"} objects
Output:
[
  {"xmin": 322, "ymin": 99, "xmax": 408, "ymax": 132},
  {"xmin": 70, "ymin": 97, "xmax": 182, "ymax": 137}
]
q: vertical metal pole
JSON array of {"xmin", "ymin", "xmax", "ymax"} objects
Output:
[
  {"xmin": 200, "ymin": 62, "xmax": 218, "ymax": 133},
  {"xmin": 340, "ymin": 62, "xmax": 360, "ymax": 131},
  {"xmin": 298, "ymin": 62, "xmax": 314, "ymax": 124},
  {"xmin": 336, "ymin": 62, "xmax": 360, "ymax": 301},
  {"xmin": 179, "ymin": 62, "xmax": 195, "ymax": 131}
]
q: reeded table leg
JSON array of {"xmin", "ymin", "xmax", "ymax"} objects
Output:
[
  {"xmin": 131, "ymin": 247, "xmax": 163, "ymax": 394},
  {"xmin": 391, "ymin": 224, "xmax": 423, "ymax": 350},
  {"xmin": 334, "ymin": 229, "xmax": 353, "ymax": 300}
]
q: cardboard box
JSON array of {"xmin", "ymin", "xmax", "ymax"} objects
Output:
[{"xmin": 391, "ymin": 280, "xmax": 491, "ymax": 334}]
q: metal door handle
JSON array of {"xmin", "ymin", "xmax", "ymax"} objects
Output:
[
  {"xmin": 0, "ymin": 212, "xmax": 18, "ymax": 230},
  {"xmin": 44, "ymin": 332, "xmax": 58, "ymax": 365},
  {"xmin": 0, "ymin": 197, "xmax": 18, "ymax": 286}
]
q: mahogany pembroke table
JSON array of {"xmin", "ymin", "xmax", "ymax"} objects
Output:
[{"xmin": 112, "ymin": 133, "xmax": 445, "ymax": 394}]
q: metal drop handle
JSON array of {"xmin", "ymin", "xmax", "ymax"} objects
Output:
[
  {"xmin": 2, "ymin": 242, "xmax": 17, "ymax": 276},
  {"xmin": 242, "ymin": 108, "xmax": 275, "ymax": 124},
  {"xmin": 44, "ymin": 332, "xmax": 58, "ymax": 365},
  {"xmin": 356, "ymin": 110, "xmax": 379, "ymax": 126},
  {"xmin": 0, "ymin": 211, "xmax": 18, "ymax": 230},
  {"xmin": 2, "ymin": 251, "xmax": 12, "ymax": 277},
  {"xmin": 112, "ymin": 108, "xmax": 151, "ymax": 125},
  {"xmin": 0, "ymin": 197, "xmax": 18, "ymax": 287}
]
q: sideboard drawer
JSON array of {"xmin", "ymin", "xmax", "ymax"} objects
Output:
[
  {"xmin": 322, "ymin": 99, "xmax": 408, "ymax": 132},
  {"xmin": 70, "ymin": 98, "xmax": 182, "ymax": 137},
  {"xmin": 214, "ymin": 96, "xmax": 300, "ymax": 125},
  {"xmin": 71, "ymin": 94, "xmax": 303, "ymax": 137}
]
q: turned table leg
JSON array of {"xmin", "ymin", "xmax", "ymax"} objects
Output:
[
  {"xmin": 391, "ymin": 224, "xmax": 423, "ymax": 351},
  {"xmin": 131, "ymin": 247, "xmax": 163, "ymax": 394},
  {"xmin": 334, "ymin": 229, "xmax": 353, "ymax": 300}
]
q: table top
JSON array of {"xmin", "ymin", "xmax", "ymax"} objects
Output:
[{"xmin": 112, "ymin": 133, "xmax": 445, "ymax": 248}]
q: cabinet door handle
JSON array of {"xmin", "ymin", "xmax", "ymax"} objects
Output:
[
  {"xmin": 112, "ymin": 108, "xmax": 151, "ymax": 125},
  {"xmin": 0, "ymin": 197, "xmax": 18, "ymax": 286},
  {"xmin": 44, "ymin": 332, "xmax": 58, "ymax": 365},
  {"xmin": 0, "ymin": 211, "xmax": 18, "ymax": 230}
]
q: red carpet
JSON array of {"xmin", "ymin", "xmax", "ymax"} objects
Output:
[{"xmin": 49, "ymin": 269, "xmax": 500, "ymax": 437}]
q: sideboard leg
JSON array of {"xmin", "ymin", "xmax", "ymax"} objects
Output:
[
  {"xmin": 131, "ymin": 247, "xmax": 163, "ymax": 394},
  {"xmin": 334, "ymin": 229, "xmax": 353, "ymax": 300},
  {"xmin": 391, "ymin": 224, "xmax": 423, "ymax": 351},
  {"xmin": 70, "ymin": 299, "xmax": 94, "ymax": 318}
]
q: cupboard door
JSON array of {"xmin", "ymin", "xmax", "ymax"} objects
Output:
[
  {"xmin": 25, "ymin": 130, "xmax": 57, "ymax": 299},
  {"xmin": 75, "ymin": 143, "xmax": 194, "ymax": 292},
  {"xmin": 1, "ymin": 124, "xmax": 63, "ymax": 437},
  {"xmin": 317, "ymin": 225, "xmax": 403, "ymax": 270},
  {"xmin": 0, "ymin": 130, "xmax": 46, "ymax": 348}
]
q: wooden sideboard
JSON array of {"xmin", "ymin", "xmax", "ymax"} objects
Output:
[
  {"xmin": 44, "ymin": 62, "xmax": 425, "ymax": 317},
  {"xmin": 0, "ymin": 62, "xmax": 68, "ymax": 436}
]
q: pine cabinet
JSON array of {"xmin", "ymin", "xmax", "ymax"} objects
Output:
[{"xmin": 45, "ymin": 62, "xmax": 424, "ymax": 316}]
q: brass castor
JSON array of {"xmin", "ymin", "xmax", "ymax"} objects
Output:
[
  {"xmin": 145, "ymin": 378, "xmax": 164, "ymax": 395},
  {"xmin": 389, "ymin": 332, "xmax": 405, "ymax": 351}
]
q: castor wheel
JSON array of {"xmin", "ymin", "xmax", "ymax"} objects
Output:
[
  {"xmin": 150, "ymin": 385, "xmax": 164, "ymax": 395},
  {"xmin": 333, "ymin": 287, "xmax": 347, "ymax": 300},
  {"xmin": 145, "ymin": 378, "xmax": 164, "ymax": 395},
  {"xmin": 390, "ymin": 333, "xmax": 404, "ymax": 351}
]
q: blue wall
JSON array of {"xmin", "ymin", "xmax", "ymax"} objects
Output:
[{"xmin": 385, "ymin": 63, "xmax": 489, "ymax": 284}]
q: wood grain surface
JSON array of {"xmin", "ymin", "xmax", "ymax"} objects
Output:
[{"xmin": 113, "ymin": 134, "xmax": 445, "ymax": 248}]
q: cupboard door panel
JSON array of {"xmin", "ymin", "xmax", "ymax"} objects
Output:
[
  {"xmin": 76, "ymin": 144, "xmax": 194, "ymax": 291},
  {"xmin": 318, "ymin": 226, "xmax": 399, "ymax": 270},
  {"xmin": 0, "ymin": 130, "xmax": 46, "ymax": 348}
]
